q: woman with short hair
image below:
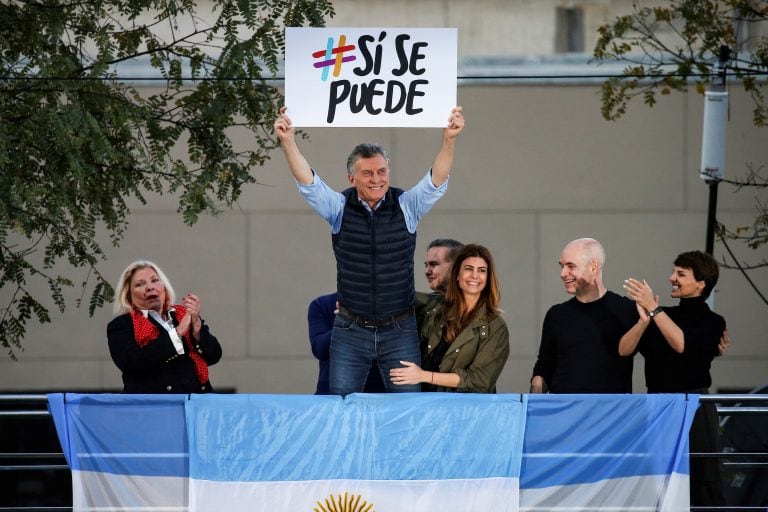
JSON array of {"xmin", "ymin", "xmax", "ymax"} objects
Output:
[{"xmin": 620, "ymin": 250, "xmax": 728, "ymax": 506}]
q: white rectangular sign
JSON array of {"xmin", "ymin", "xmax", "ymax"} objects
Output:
[{"xmin": 285, "ymin": 27, "xmax": 457, "ymax": 127}]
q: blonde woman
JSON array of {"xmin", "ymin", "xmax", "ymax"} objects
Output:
[{"xmin": 107, "ymin": 260, "xmax": 222, "ymax": 393}]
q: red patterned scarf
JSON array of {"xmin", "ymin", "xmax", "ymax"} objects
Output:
[{"xmin": 130, "ymin": 305, "xmax": 209, "ymax": 383}]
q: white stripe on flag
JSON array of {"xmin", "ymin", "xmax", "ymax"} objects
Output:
[
  {"xmin": 190, "ymin": 477, "xmax": 519, "ymax": 512},
  {"xmin": 520, "ymin": 473, "xmax": 689, "ymax": 512},
  {"xmin": 72, "ymin": 471, "xmax": 187, "ymax": 512}
]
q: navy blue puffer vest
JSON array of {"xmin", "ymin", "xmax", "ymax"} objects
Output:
[{"xmin": 333, "ymin": 187, "xmax": 416, "ymax": 319}]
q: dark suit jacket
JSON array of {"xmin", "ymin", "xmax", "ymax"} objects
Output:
[{"xmin": 107, "ymin": 311, "xmax": 222, "ymax": 393}]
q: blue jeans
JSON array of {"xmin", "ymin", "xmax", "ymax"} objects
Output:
[{"xmin": 329, "ymin": 313, "xmax": 421, "ymax": 395}]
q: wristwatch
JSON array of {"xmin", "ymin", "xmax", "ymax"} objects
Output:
[{"xmin": 648, "ymin": 306, "xmax": 664, "ymax": 318}]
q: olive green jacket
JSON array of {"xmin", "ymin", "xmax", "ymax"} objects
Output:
[{"xmin": 417, "ymin": 295, "xmax": 510, "ymax": 393}]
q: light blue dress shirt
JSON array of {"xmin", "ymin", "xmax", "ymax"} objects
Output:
[{"xmin": 296, "ymin": 169, "xmax": 448, "ymax": 234}]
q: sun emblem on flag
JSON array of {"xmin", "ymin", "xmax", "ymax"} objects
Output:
[{"xmin": 314, "ymin": 492, "xmax": 374, "ymax": 512}]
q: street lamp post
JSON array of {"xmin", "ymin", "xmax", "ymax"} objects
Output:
[{"xmin": 700, "ymin": 46, "xmax": 731, "ymax": 255}]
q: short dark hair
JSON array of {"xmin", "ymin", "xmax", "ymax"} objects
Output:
[
  {"xmin": 346, "ymin": 143, "xmax": 389, "ymax": 175},
  {"xmin": 428, "ymin": 238, "xmax": 464, "ymax": 263},
  {"xmin": 674, "ymin": 250, "xmax": 719, "ymax": 299}
]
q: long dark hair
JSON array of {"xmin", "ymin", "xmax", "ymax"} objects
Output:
[{"xmin": 443, "ymin": 244, "xmax": 501, "ymax": 343}]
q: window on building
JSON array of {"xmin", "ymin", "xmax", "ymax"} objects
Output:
[{"xmin": 555, "ymin": 6, "xmax": 585, "ymax": 53}]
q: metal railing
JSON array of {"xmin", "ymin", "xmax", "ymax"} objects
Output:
[
  {"xmin": 692, "ymin": 394, "xmax": 768, "ymax": 511},
  {"xmin": 0, "ymin": 394, "xmax": 70, "ymax": 512},
  {"xmin": 1, "ymin": 393, "xmax": 766, "ymax": 512}
]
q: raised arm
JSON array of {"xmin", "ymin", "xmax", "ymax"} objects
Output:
[
  {"xmin": 623, "ymin": 278, "xmax": 685, "ymax": 353},
  {"xmin": 274, "ymin": 106, "xmax": 313, "ymax": 185},
  {"xmin": 179, "ymin": 293, "xmax": 202, "ymax": 340},
  {"xmin": 430, "ymin": 106, "xmax": 465, "ymax": 187},
  {"xmin": 618, "ymin": 302, "xmax": 650, "ymax": 356}
]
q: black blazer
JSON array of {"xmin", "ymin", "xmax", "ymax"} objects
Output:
[{"xmin": 107, "ymin": 312, "xmax": 222, "ymax": 393}]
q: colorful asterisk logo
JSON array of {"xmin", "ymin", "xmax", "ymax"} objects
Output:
[{"xmin": 312, "ymin": 35, "xmax": 357, "ymax": 81}]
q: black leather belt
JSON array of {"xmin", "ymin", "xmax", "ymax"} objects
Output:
[{"xmin": 338, "ymin": 306, "xmax": 415, "ymax": 328}]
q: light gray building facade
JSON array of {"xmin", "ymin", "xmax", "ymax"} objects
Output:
[{"xmin": 2, "ymin": 1, "xmax": 766, "ymax": 394}]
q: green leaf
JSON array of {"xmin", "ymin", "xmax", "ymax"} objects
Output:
[{"xmin": 0, "ymin": 0, "xmax": 333, "ymax": 356}]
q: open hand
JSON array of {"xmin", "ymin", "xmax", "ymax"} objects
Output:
[{"xmin": 389, "ymin": 360, "xmax": 426, "ymax": 385}]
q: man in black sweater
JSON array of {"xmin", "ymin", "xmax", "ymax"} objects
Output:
[{"xmin": 530, "ymin": 238, "xmax": 637, "ymax": 394}]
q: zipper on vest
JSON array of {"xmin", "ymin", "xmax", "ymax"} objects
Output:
[{"xmin": 369, "ymin": 210, "xmax": 377, "ymax": 317}]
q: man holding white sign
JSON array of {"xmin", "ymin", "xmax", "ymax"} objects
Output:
[{"xmin": 273, "ymin": 105, "xmax": 464, "ymax": 395}]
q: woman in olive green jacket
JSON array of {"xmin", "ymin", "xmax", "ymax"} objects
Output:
[{"xmin": 390, "ymin": 244, "xmax": 510, "ymax": 392}]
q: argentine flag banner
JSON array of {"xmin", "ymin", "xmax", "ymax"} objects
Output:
[
  {"xmin": 48, "ymin": 393, "xmax": 696, "ymax": 511},
  {"xmin": 48, "ymin": 393, "xmax": 189, "ymax": 511},
  {"xmin": 187, "ymin": 393, "xmax": 526, "ymax": 512},
  {"xmin": 521, "ymin": 394, "xmax": 698, "ymax": 512}
]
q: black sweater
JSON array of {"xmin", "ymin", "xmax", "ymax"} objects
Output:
[
  {"xmin": 533, "ymin": 291, "xmax": 637, "ymax": 393},
  {"xmin": 639, "ymin": 296, "xmax": 725, "ymax": 393}
]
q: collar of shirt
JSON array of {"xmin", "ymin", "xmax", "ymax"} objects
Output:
[
  {"xmin": 138, "ymin": 308, "xmax": 185, "ymax": 355},
  {"xmin": 139, "ymin": 308, "xmax": 172, "ymax": 326},
  {"xmin": 356, "ymin": 194, "xmax": 386, "ymax": 213}
]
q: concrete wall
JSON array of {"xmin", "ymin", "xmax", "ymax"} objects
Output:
[
  {"xmin": 327, "ymin": 0, "xmax": 620, "ymax": 56},
  {"xmin": 2, "ymin": 0, "xmax": 766, "ymax": 394},
  {"xmin": 3, "ymin": 82, "xmax": 766, "ymax": 394}
]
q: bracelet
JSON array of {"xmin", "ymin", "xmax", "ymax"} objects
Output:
[{"xmin": 431, "ymin": 372, "xmax": 435, "ymax": 385}]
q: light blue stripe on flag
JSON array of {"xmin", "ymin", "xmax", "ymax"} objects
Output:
[
  {"xmin": 186, "ymin": 393, "xmax": 526, "ymax": 482},
  {"xmin": 48, "ymin": 393, "xmax": 188, "ymax": 477},
  {"xmin": 521, "ymin": 393, "xmax": 698, "ymax": 489}
]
